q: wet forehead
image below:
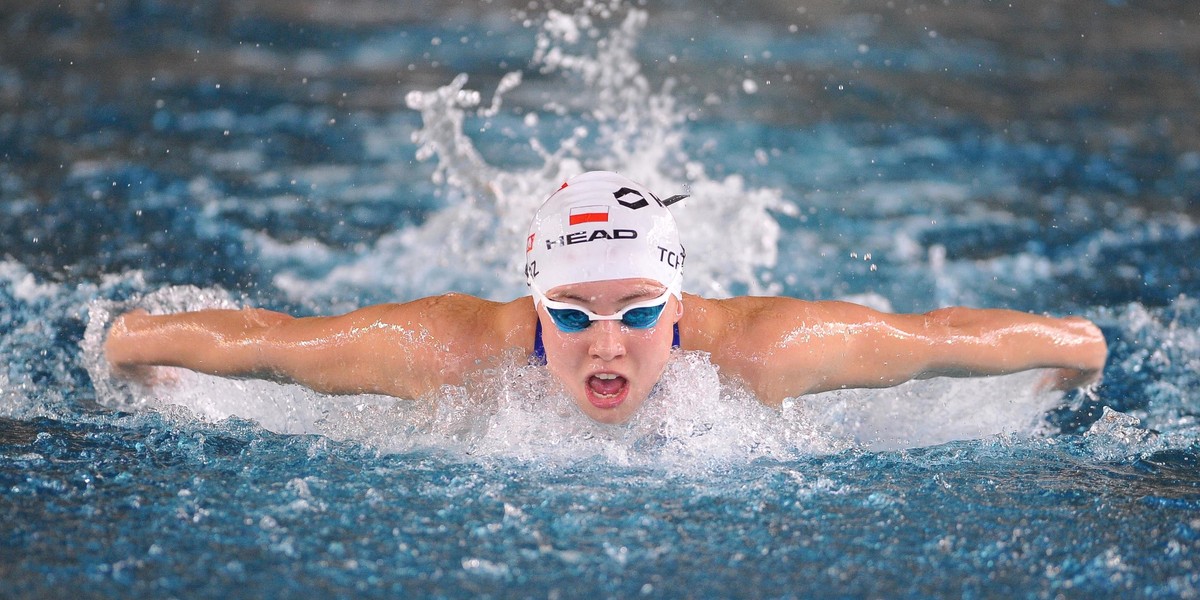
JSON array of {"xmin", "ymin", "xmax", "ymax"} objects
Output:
[{"xmin": 547, "ymin": 278, "xmax": 666, "ymax": 305}]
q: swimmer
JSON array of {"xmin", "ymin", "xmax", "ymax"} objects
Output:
[{"xmin": 104, "ymin": 171, "xmax": 1108, "ymax": 424}]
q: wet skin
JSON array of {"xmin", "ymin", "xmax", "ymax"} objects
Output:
[
  {"xmin": 103, "ymin": 279, "xmax": 1107, "ymax": 425},
  {"xmin": 537, "ymin": 278, "xmax": 682, "ymax": 424}
]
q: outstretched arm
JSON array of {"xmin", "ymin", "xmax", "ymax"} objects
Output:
[
  {"xmin": 104, "ymin": 295, "xmax": 533, "ymax": 399},
  {"xmin": 700, "ymin": 298, "xmax": 1107, "ymax": 405}
]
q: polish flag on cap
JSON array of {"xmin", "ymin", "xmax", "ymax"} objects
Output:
[{"xmin": 568, "ymin": 205, "xmax": 609, "ymax": 226}]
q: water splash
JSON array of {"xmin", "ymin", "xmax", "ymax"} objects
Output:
[
  {"xmin": 1111, "ymin": 297, "xmax": 1200, "ymax": 429},
  {"xmin": 45, "ymin": 2, "xmax": 1200, "ymax": 465},
  {"xmin": 802, "ymin": 371, "xmax": 1064, "ymax": 451},
  {"xmin": 75, "ymin": 286, "xmax": 1200, "ymax": 464},
  {"xmin": 81, "ymin": 284, "xmax": 854, "ymax": 466},
  {"xmin": 0, "ymin": 260, "xmax": 146, "ymax": 420},
  {"xmin": 269, "ymin": 3, "xmax": 791, "ymax": 307},
  {"xmin": 1081, "ymin": 406, "xmax": 1162, "ymax": 462},
  {"xmin": 79, "ymin": 282, "xmax": 1093, "ymax": 465}
]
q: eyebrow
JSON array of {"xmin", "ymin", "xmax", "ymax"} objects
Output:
[{"xmin": 554, "ymin": 287, "xmax": 665, "ymax": 305}]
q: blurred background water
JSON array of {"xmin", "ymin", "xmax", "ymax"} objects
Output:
[{"xmin": 2, "ymin": 1, "xmax": 1199, "ymax": 597}]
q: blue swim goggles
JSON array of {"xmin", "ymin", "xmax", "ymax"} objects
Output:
[{"xmin": 531, "ymin": 285, "xmax": 672, "ymax": 333}]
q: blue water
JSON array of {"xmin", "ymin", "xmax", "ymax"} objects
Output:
[{"xmin": 3, "ymin": 1, "xmax": 1200, "ymax": 597}]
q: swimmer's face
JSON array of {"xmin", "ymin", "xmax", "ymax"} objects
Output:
[{"xmin": 538, "ymin": 278, "xmax": 682, "ymax": 424}]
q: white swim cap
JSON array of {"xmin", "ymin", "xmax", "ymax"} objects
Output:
[{"xmin": 525, "ymin": 171, "xmax": 685, "ymax": 299}]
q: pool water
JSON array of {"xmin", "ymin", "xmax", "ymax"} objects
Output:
[{"xmin": 2, "ymin": 1, "xmax": 1199, "ymax": 597}]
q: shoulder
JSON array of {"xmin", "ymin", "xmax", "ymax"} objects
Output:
[
  {"xmin": 489, "ymin": 295, "xmax": 540, "ymax": 353},
  {"xmin": 676, "ymin": 294, "xmax": 842, "ymax": 400},
  {"xmin": 375, "ymin": 293, "xmax": 539, "ymax": 357},
  {"xmin": 679, "ymin": 294, "xmax": 825, "ymax": 348}
]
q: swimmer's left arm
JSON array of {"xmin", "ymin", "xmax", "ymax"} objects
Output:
[{"xmin": 722, "ymin": 299, "xmax": 1107, "ymax": 404}]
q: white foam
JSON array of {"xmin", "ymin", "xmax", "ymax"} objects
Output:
[
  {"xmin": 1, "ymin": 261, "xmax": 58, "ymax": 302},
  {"xmin": 78, "ymin": 282, "xmax": 1200, "ymax": 463},
  {"xmin": 802, "ymin": 371, "xmax": 1062, "ymax": 451},
  {"xmin": 84, "ymin": 282, "xmax": 1071, "ymax": 467}
]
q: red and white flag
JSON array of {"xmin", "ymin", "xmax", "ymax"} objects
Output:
[{"xmin": 568, "ymin": 205, "xmax": 609, "ymax": 226}]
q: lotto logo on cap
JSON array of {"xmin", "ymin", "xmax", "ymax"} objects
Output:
[{"xmin": 568, "ymin": 205, "xmax": 609, "ymax": 226}]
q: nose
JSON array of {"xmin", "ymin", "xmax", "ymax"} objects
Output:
[{"xmin": 588, "ymin": 320, "xmax": 627, "ymax": 361}]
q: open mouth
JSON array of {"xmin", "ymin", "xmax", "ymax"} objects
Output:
[{"xmin": 585, "ymin": 373, "xmax": 629, "ymax": 409}]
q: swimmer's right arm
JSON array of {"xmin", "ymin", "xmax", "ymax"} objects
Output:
[
  {"xmin": 104, "ymin": 307, "xmax": 294, "ymax": 385},
  {"xmin": 104, "ymin": 295, "xmax": 531, "ymax": 398}
]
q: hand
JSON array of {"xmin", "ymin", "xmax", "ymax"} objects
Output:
[
  {"xmin": 1037, "ymin": 367, "xmax": 1102, "ymax": 392},
  {"xmin": 105, "ymin": 309, "xmax": 179, "ymax": 388},
  {"xmin": 110, "ymin": 362, "xmax": 181, "ymax": 389}
]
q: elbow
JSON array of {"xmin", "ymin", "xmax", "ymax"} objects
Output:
[
  {"xmin": 924, "ymin": 306, "xmax": 971, "ymax": 329},
  {"xmin": 1065, "ymin": 316, "xmax": 1108, "ymax": 370},
  {"xmin": 243, "ymin": 307, "xmax": 294, "ymax": 328}
]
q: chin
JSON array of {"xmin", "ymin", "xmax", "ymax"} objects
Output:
[
  {"xmin": 585, "ymin": 408, "xmax": 635, "ymax": 425},
  {"xmin": 574, "ymin": 391, "xmax": 645, "ymax": 424}
]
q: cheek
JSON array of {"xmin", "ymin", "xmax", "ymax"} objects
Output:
[
  {"xmin": 545, "ymin": 351, "xmax": 577, "ymax": 386},
  {"xmin": 540, "ymin": 322, "xmax": 585, "ymax": 374},
  {"xmin": 626, "ymin": 329, "xmax": 673, "ymax": 369}
]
